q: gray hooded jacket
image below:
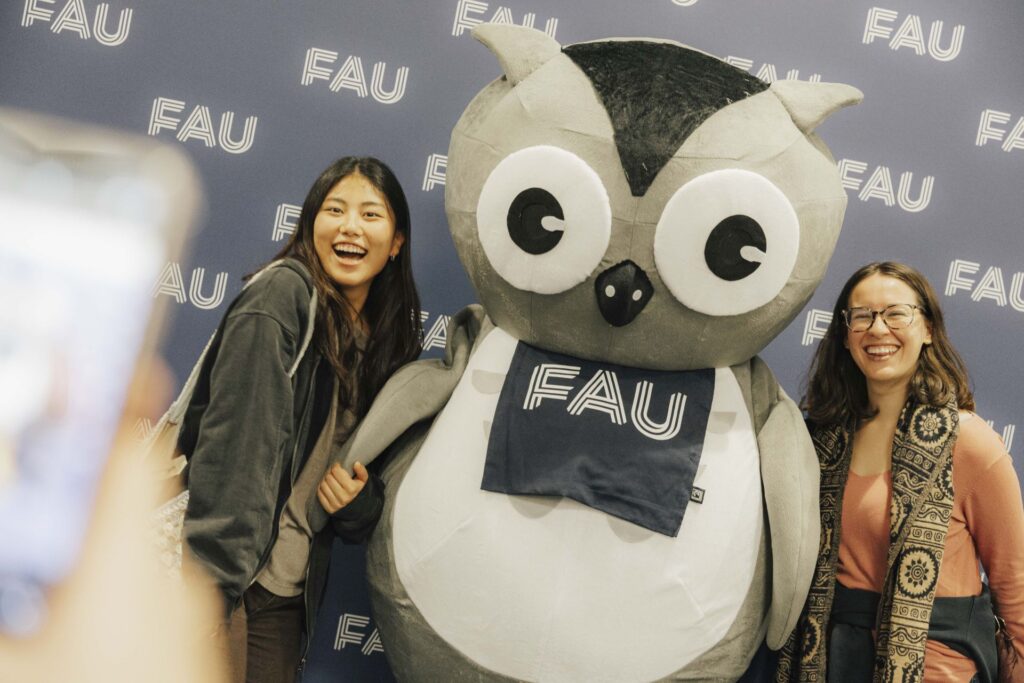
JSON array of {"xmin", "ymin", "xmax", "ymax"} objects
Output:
[{"xmin": 179, "ymin": 258, "xmax": 383, "ymax": 642}]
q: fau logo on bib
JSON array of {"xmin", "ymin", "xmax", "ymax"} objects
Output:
[{"xmin": 483, "ymin": 343, "xmax": 714, "ymax": 536}]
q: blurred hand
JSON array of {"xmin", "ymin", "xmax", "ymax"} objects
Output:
[
  {"xmin": 317, "ymin": 462, "xmax": 368, "ymax": 514},
  {"xmin": 0, "ymin": 433, "xmax": 228, "ymax": 683}
]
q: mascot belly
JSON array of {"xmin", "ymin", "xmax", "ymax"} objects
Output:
[{"xmin": 390, "ymin": 327, "xmax": 762, "ymax": 682}]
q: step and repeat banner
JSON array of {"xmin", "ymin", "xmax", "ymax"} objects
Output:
[{"xmin": 1, "ymin": 1, "xmax": 1021, "ymax": 680}]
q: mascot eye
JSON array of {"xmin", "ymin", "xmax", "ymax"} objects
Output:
[
  {"xmin": 476, "ymin": 145, "xmax": 611, "ymax": 294},
  {"xmin": 704, "ymin": 215, "xmax": 766, "ymax": 281},
  {"xmin": 507, "ymin": 187, "xmax": 564, "ymax": 255},
  {"xmin": 653, "ymin": 169, "xmax": 799, "ymax": 316}
]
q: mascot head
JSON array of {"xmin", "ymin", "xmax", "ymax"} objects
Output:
[{"xmin": 446, "ymin": 25, "xmax": 862, "ymax": 370}]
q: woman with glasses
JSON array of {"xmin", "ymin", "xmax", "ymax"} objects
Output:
[{"xmin": 776, "ymin": 261, "xmax": 1024, "ymax": 682}]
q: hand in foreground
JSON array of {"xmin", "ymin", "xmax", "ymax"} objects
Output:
[
  {"xmin": 317, "ymin": 462, "xmax": 368, "ymax": 515},
  {"xmin": 0, "ymin": 438, "xmax": 228, "ymax": 683}
]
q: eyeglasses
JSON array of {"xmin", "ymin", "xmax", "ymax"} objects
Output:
[{"xmin": 842, "ymin": 304, "xmax": 924, "ymax": 332}]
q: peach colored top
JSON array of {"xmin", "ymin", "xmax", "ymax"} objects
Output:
[{"xmin": 837, "ymin": 414, "xmax": 1024, "ymax": 682}]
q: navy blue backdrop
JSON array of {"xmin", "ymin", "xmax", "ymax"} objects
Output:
[{"xmin": 2, "ymin": 1, "xmax": 1021, "ymax": 679}]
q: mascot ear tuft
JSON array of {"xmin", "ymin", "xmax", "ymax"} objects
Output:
[
  {"xmin": 472, "ymin": 24, "xmax": 562, "ymax": 86},
  {"xmin": 770, "ymin": 80, "xmax": 863, "ymax": 134}
]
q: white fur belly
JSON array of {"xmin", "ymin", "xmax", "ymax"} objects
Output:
[{"xmin": 393, "ymin": 327, "xmax": 763, "ymax": 683}]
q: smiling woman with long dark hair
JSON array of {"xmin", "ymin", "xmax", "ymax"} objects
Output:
[
  {"xmin": 180, "ymin": 156, "xmax": 421, "ymax": 683},
  {"xmin": 777, "ymin": 261, "xmax": 1024, "ymax": 683}
]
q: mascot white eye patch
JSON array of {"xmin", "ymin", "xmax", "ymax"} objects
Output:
[
  {"xmin": 476, "ymin": 145, "xmax": 611, "ymax": 295},
  {"xmin": 654, "ymin": 169, "xmax": 799, "ymax": 316}
]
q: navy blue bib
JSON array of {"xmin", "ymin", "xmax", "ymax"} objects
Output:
[{"xmin": 482, "ymin": 343, "xmax": 714, "ymax": 537}]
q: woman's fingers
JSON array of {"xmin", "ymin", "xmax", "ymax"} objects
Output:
[
  {"xmin": 329, "ymin": 463, "xmax": 363, "ymax": 495},
  {"xmin": 319, "ymin": 463, "xmax": 366, "ymax": 513},
  {"xmin": 317, "ymin": 482, "xmax": 340, "ymax": 514}
]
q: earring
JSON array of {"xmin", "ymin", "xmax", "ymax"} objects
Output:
[{"xmin": 390, "ymin": 254, "xmax": 396, "ymax": 262}]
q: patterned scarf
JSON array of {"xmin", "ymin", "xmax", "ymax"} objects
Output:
[{"xmin": 776, "ymin": 398, "xmax": 959, "ymax": 682}]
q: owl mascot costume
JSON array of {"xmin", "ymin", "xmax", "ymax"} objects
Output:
[{"xmin": 311, "ymin": 24, "xmax": 861, "ymax": 682}]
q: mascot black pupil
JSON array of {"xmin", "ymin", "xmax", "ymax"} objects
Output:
[
  {"xmin": 507, "ymin": 187, "xmax": 564, "ymax": 254},
  {"xmin": 704, "ymin": 215, "xmax": 766, "ymax": 281}
]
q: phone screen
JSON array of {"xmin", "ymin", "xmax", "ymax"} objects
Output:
[{"xmin": 0, "ymin": 111, "xmax": 198, "ymax": 635}]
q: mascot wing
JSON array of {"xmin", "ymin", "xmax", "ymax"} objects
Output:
[
  {"xmin": 307, "ymin": 304, "xmax": 487, "ymax": 533},
  {"xmin": 741, "ymin": 356, "xmax": 820, "ymax": 649}
]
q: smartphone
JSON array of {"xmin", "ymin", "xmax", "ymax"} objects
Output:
[{"xmin": 0, "ymin": 108, "xmax": 200, "ymax": 635}]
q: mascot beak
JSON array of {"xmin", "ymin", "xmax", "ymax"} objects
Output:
[{"xmin": 594, "ymin": 260, "xmax": 653, "ymax": 327}]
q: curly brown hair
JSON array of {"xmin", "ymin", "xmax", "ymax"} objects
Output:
[{"xmin": 802, "ymin": 261, "xmax": 974, "ymax": 426}]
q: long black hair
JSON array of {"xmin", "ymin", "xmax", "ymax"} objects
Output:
[
  {"xmin": 272, "ymin": 156, "xmax": 422, "ymax": 415},
  {"xmin": 803, "ymin": 261, "xmax": 973, "ymax": 426}
]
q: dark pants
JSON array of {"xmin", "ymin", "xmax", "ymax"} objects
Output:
[
  {"xmin": 227, "ymin": 583, "xmax": 305, "ymax": 683},
  {"xmin": 828, "ymin": 582, "xmax": 998, "ymax": 683}
]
